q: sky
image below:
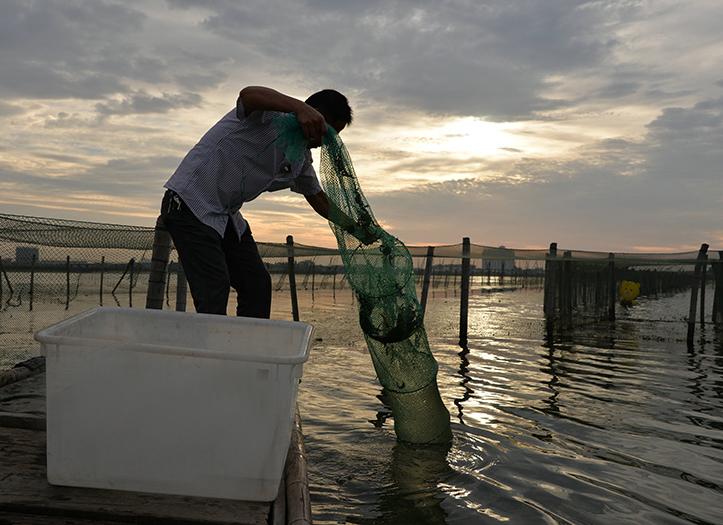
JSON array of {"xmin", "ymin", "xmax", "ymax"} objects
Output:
[{"xmin": 1, "ymin": 0, "xmax": 722, "ymax": 253}]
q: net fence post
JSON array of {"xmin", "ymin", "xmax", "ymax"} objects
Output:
[
  {"xmin": 561, "ymin": 251, "xmax": 572, "ymax": 329},
  {"xmin": 687, "ymin": 243, "xmax": 709, "ymax": 348},
  {"xmin": 146, "ymin": 215, "xmax": 173, "ymax": 310},
  {"xmin": 544, "ymin": 243, "xmax": 558, "ymax": 333},
  {"xmin": 65, "ymin": 255, "xmax": 70, "ymax": 310},
  {"xmin": 29, "ymin": 253, "xmax": 36, "ymax": 312},
  {"xmin": 287, "ymin": 235, "xmax": 300, "ymax": 322},
  {"xmin": 128, "ymin": 258, "xmax": 135, "ymax": 308},
  {"xmin": 607, "ymin": 253, "xmax": 616, "ymax": 321},
  {"xmin": 100, "ymin": 256, "xmax": 105, "ymax": 306},
  {"xmin": 459, "ymin": 238, "xmax": 471, "ymax": 347},
  {"xmin": 713, "ymin": 251, "xmax": 723, "ymax": 326},
  {"xmin": 421, "ymin": 246, "xmax": 434, "ymax": 317},
  {"xmin": 700, "ymin": 254, "xmax": 708, "ymax": 326}
]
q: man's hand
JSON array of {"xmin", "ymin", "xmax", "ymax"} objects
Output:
[
  {"xmin": 238, "ymin": 86, "xmax": 327, "ymax": 145},
  {"xmin": 295, "ymin": 105, "xmax": 328, "ymax": 145}
]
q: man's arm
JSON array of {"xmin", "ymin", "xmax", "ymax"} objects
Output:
[
  {"xmin": 238, "ymin": 86, "xmax": 327, "ymax": 141},
  {"xmin": 306, "ymin": 191, "xmax": 380, "ymax": 245},
  {"xmin": 305, "ymin": 190, "xmax": 329, "ymax": 220}
]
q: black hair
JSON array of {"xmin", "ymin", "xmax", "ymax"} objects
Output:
[{"xmin": 305, "ymin": 89, "xmax": 353, "ymax": 126}]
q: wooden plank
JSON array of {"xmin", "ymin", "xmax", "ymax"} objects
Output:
[
  {"xmin": 0, "ymin": 512, "xmax": 138, "ymax": 524},
  {"xmin": 0, "ymin": 427, "xmax": 271, "ymax": 525}
]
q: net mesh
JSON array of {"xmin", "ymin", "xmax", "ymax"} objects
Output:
[{"xmin": 275, "ymin": 115, "xmax": 453, "ymax": 443}]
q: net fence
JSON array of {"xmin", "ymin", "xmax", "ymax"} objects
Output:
[{"xmin": 2, "ymin": 212, "xmax": 721, "ymax": 367}]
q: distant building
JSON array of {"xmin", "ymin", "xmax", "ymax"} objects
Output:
[
  {"xmin": 15, "ymin": 246, "xmax": 39, "ymax": 264},
  {"xmin": 481, "ymin": 246, "xmax": 516, "ymax": 273}
]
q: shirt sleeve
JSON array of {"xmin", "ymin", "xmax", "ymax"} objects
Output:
[{"xmin": 289, "ymin": 155, "xmax": 323, "ymax": 195}]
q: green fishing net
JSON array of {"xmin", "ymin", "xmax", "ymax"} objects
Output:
[{"xmin": 275, "ymin": 114, "xmax": 452, "ymax": 444}]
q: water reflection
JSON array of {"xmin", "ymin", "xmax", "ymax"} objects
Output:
[
  {"xmin": 348, "ymin": 441, "xmax": 454, "ymax": 525},
  {"xmin": 300, "ymin": 290, "xmax": 723, "ymax": 524},
  {"xmin": 453, "ymin": 346, "xmax": 473, "ymax": 425}
]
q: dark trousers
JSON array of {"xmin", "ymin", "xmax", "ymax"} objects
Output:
[{"xmin": 160, "ymin": 190, "xmax": 272, "ymax": 318}]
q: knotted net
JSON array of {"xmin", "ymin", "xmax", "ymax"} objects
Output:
[{"xmin": 275, "ymin": 115, "xmax": 452, "ymax": 444}]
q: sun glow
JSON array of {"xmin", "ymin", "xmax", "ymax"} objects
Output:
[{"xmin": 427, "ymin": 117, "xmax": 520, "ymax": 157}]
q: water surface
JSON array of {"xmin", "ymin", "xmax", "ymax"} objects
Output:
[
  {"xmin": 299, "ymin": 289, "xmax": 723, "ymax": 524},
  {"xmin": 2, "ymin": 285, "xmax": 722, "ymax": 524}
]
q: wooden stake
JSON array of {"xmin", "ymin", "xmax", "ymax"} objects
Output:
[
  {"xmin": 421, "ymin": 246, "xmax": 434, "ymax": 316},
  {"xmin": 687, "ymin": 243, "xmax": 709, "ymax": 347},
  {"xmin": 29, "ymin": 253, "xmax": 36, "ymax": 312},
  {"xmin": 561, "ymin": 251, "xmax": 572, "ymax": 328},
  {"xmin": 65, "ymin": 255, "xmax": 70, "ymax": 310},
  {"xmin": 607, "ymin": 253, "xmax": 616, "ymax": 321},
  {"xmin": 287, "ymin": 235, "xmax": 299, "ymax": 322},
  {"xmin": 459, "ymin": 237, "xmax": 471, "ymax": 347},
  {"xmin": 544, "ymin": 243, "xmax": 558, "ymax": 331},
  {"xmin": 146, "ymin": 215, "xmax": 173, "ymax": 310},
  {"xmin": 100, "ymin": 256, "xmax": 105, "ymax": 306},
  {"xmin": 712, "ymin": 251, "xmax": 723, "ymax": 326},
  {"xmin": 700, "ymin": 255, "xmax": 707, "ymax": 326}
]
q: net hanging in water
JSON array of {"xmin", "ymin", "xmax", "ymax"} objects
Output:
[{"xmin": 275, "ymin": 115, "xmax": 453, "ymax": 444}]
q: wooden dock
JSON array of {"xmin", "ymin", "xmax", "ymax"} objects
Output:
[{"xmin": 0, "ymin": 359, "xmax": 311, "ymax": 525}]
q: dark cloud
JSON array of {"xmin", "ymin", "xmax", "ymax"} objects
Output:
[
  {"xmin": 0, "ymin": 1, "xmax": 148, "ymax": 99},
  {"xmin": 0, "ymin": 0, "xmax": 227, "ymax": 105},
  {"xmin": 194, "ymin": 0, "xmax": 639, "ymax": 120},
  {"xmin": 597, "ymin": 81, "xmax": 641, "ymax": 99},
  {"xmin": 94, "ymin": 91, "xmax": 203, "ymax": 119},
  {"xmin": 0, "ymin": 154, "xmax": 178, "ymax": 217},
  {"xmin": 647, "ymin": 99, "xmax": 723, "ymax": 133}
]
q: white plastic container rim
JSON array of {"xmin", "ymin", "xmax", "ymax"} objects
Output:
[{"xmin": 35, "ymin": 307, "xmax": 315, "ymax": 365}]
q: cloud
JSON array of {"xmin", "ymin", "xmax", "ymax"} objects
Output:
[
  {"xmin": 0, "ymin": 1, "xmax": 148, "ymax": 99},
  {"xmin": 94, "ymin": 91, "xmax": 203, "ymax": 119},
  {"xmin": 359, "ymin": 94, "xmax": 723, "ymax": 250},
  {"xmin": 0, "ymin": 101, "xmax": 26, "ymax": 118},
  {"xmin": 0, "ymin": 0, "xmax": 721, "ymax": 252},
  {"xmin": 184, "ymin": 0, "xmax": 641, "ymax": 120}
]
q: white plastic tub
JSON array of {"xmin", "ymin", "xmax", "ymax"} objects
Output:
[{"xmin": 34, "ymin": 307, "xmax": 314, "ymax": 501}]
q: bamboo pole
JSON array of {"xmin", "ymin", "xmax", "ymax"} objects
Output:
[
  {"xmin": 713, "ymin": 251, "xmax": 723, "ymax": 326},
  {"xmin": 459, "ymin": 237, "xmax": 471, "ymax": 347},
  {"xmin": 421, "ymin": 246, "xmax": 434, "ymax": 316},
  {"xmin": 700, "ymin": 255, "xmax": 707, "ymax": 326},
  {"xmin": 561, "ymin": 251, "xmax": 572, "ymax": 328},
  {"xmin": 65, "ymin": 255, "xmax": 70, "ymax": 310},
  {"xmin": 29, "ymin": 253, "xmax": 36, "ymax": 312},
  {"xmin": 287, "ymin": 235, "xmax": 299, "ymax": 322},
  {"xmin": 100, "ymin": 256, "xmax": 105, "ymax": 306},
  {"xmin": 687, "ymin": 243, "xmax": 709, "ymax": 347},
  {"xmin": 128, "ymin": 258, "xmax": 135, "ymax": 308},
  {"xmin": 544, "ymin": 243, "xmax": 558, "ymax": 331},
  {"xmin": 607, "ymin": 253, "xmax": 616, "ymax": 321},
  {"xmin": 146, "ymin": 215, "xmax": 173, "ymax": 310}
]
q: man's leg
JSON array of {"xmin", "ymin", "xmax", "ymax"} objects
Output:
[
  {"xmin": 222, "ymin": 222, "xmax": 272, "ymax": 319},
  {"xmin": 161, "ymin": 190, "xmax": 230, "ymax": 315}
]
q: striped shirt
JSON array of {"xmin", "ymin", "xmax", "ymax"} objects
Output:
[{"xmin": 164, "ymin": 101, "xmax": 321, "ymax": 238}]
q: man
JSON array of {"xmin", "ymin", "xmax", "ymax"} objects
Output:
[{"xmin": 161, "ymin": 86, "xmax": 353, "ymax": 318}]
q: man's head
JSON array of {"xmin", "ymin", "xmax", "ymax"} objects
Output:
[{"xmin": 305, "ymin": 89, "xmax": 353, "ymax": 135}]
